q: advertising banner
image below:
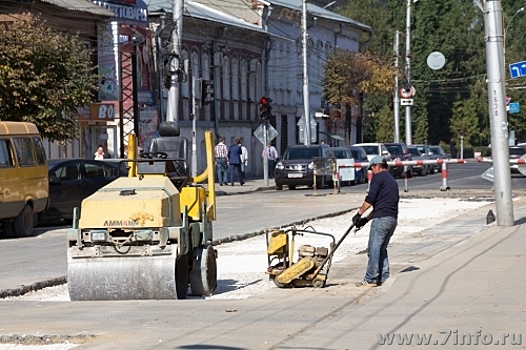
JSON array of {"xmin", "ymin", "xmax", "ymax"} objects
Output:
[
  {"xmin": 139, "ymin": 107, "xmax": 159, "ymax": 151},
  {"xmin": 97, "ymin": 22, "xmax": 120, "ymax": 101}
]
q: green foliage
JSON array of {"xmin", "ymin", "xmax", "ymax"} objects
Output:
[
  {"xmin": 335, "ymin": 0, "xmax": 520, "ymax": 145},
  {"xmin": 374, "ymin": 105, "xmax": 394, "ymax": 142},
  {"xmin": 0, "ymin": 18, "xmax": 98, "ymax": 142}
]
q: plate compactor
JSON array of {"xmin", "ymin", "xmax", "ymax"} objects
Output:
[
  {"xmin": 266, "ymin": 224, "xmax": 356, "ymax": 288},
  {"xmin": 66, "ymin": 122, "xmax": 217, "ymax": 300}
]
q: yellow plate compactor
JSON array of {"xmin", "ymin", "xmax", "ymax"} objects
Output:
[
  {"xmin": 266, "ymin": 224, "xmax": 356, "ymax": 288},
  {"xmin": 66, "ymin": 122, "xmax": 217, "ymax": 300}
]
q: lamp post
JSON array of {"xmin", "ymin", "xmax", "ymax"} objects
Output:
[{"xmin": 404, "ymin": 0, "xmax": 418, "ymax": 145}]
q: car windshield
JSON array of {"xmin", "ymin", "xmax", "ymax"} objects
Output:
[
  {"xmin": 361, "ymin": 146, "xmax": 379, "ymax": 155},
  {"xmin": 283, "ymin": 147, "xmax": 321, "ymax": 160},
  {"xmin": 415, "ymin": 145, "xmax": 425, "ymax": 153},
  {"xmin": 408, "ymin": 148, "xmax": 421, "ymax": 156},
  {"xmin": 386, "ymin": 145, "xmax": 401, "ymax": 155},
  {"xmin": 332, "ymin": 150, "xmax": 349, "ymax": 159},
  {"xmin": 350, "ymin": 150, "xmax": 362, "ymax": 160},
  {"xmin": 429, "ymin": 147, "xmax": 442, "ymax": 155}
]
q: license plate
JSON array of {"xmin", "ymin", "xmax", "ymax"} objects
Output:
[{"xmin": 288, "ymin": 173, "xmax": 303, "ymax": 179}]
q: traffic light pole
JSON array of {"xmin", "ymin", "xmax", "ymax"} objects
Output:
[{"xmin": 263, "ymin": 122, "xmax": 269, "ymax": 186}]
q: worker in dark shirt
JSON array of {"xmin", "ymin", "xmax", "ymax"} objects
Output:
[{"xmin": 352, "ymin": 155, "xmax": 399, "ymax": 287}]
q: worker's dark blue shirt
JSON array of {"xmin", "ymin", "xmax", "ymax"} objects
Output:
[{"xmin": 364, "ymin": 171, "xmax": 399, "ymax": 218}]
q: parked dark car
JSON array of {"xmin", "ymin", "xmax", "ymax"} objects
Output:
[
  {"xmin": 385, "ymin": 142, "xmax": 412, "ymax": 178},
  {"xmin": 274, "ymin": 145, "xmax": 335, "ymax": 190},
  {"xmin": 38, "ymin": 159, "xmax": 128, "ymax": 224},
  {"xmin": 407, "ymin": 146, "xmax": 431, "ymax": 176},
  {"xmin": 348, "ymin": 146, "xmax": 368, "ymax": 184},
  {"xmin": 413, "ymin": 144, "xmax": 435, "ymax": 174},
  {"xmin": 429, "ymin": 145, "xmax": 447, "ymax": 171}
]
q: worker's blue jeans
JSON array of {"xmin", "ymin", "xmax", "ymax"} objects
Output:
[{"xmin": 365, "ymin": 216, "xmax": 397, "ymax": 284}]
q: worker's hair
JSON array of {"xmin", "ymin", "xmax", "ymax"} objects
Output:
[
  {"xmin": 379, "ymin": 159, "xmax": 388, "ymax": 169},
  {"xmin": 235, "ymin": 139, "xmax": 241, "ymax": 144}
]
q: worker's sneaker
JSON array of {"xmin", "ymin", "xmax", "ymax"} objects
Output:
[{"xmin": 355, "ymin": 280, "xmax": 376, "ymax": 287}]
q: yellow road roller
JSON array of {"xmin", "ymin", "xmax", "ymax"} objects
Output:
[
  {"xmin": 266, "ymin": 224, "xmax": 356, "ymax": 288},
  {"xmin": 66, "ymin": 122, "xmax": 217, "ymax": 300}
]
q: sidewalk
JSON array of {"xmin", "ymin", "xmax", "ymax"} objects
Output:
[
  {"xmin": 274, "ymin": 198, "xmax": 526, "ymax": 350},
  {"xmin": 210, "ymin": 177, "xmax": 275, "ymax": 196}
]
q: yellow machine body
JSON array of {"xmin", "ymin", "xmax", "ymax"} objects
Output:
[
  {"xmin": 78, "ymin": 176, "xmax": 182, "ymax": 229},
  {"xmin": 67, "ymin": 127, "xmax": 218, "ymax": 301}
]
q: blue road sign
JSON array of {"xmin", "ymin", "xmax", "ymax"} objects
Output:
[
  {"xmin": 509, "ymin": 102, "xmax": 520, "ymax": 114},
  {"xmin": 509, "ymin": 60, "xmax": 526, "ymax": 79}
]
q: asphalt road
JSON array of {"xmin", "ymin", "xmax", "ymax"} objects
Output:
[
  {"xmin": 1, "ymin": 161, "xmax": 523, "ymax": 296},
  {"xmin": 0, "ymin": 191, "xmax": 365, "ymax": 295}
]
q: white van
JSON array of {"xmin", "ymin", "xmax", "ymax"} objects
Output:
[{"xmin": 0, "ymin": 122, "xmax": 49, "ymax": 237}]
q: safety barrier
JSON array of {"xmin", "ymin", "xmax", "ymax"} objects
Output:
[
  {"xmin": 333, "ymin": 158, "xmax": 466, "ymax": 192},
  {"xmin": 477, "ymin": 157, "xmax": 526, "ymax": 164},
  {"xmin": 305, "ymin": 163, "xmax": 327, "ymax": 197}
]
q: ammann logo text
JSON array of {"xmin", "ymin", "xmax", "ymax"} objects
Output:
[{"xmin": 103, "ymin": 220, "xmax": 139, "ymax": 226}]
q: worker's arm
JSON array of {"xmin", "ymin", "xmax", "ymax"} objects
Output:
[{"xmin": 357, "ymin": 201, "xmax": 373, "ymax": 221}]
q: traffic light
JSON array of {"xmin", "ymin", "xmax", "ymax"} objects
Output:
[
  {"xmin": 201, "ymin": 79, "xmax": 214, "ymax": 106},
  {"xmin": 459, "ymin": 128, "xmax": 465, "ymax": 137},
  {"xmin": 259, "ymin": 96, "xmax": 272, "ymax": 120}
]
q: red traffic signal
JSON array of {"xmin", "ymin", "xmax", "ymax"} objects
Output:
[{"xmin": 260, "ymin": 96, "xmax": 268, "ymax": 104}]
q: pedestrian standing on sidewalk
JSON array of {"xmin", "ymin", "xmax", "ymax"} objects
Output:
[
  {"xmin": 240, "ymin": 141, "xmax": 248, "ymax": 178},
  {"xmin": 352, "ymin": 155, "xmax": 399, "ymax": 287},
  {"xmin": 228, "ymin": 139, "xmax": 244, "ymax": 186},
  {"xmin": 94, "ymin": 145, "xmax": 105, "ymax": 160},
  {"xmin": 214, "ymin": 137, "xmax": 228, "ymax": 186},
  {"xmin": 262, "ymin": 142, "xmax": 279, "ymax": 178},
  {"xmin": 450, "ymin": 137, "xmax": 457, "ymax": 159}
]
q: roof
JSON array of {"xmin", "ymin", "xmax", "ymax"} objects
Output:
[
  {"xmin": 40, "ymin": 0, "xmax": 115, "ymax": 17},
  {"xmin": 147, "ymin": 0, "xmax": 267, "ymax": 34},
  {"xmin": 268, "ymin": 0, "xmax": 371, "ymax": 32}
]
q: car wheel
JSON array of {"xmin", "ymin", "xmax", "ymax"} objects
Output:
[
  {"xmin": 289, "ymin": 185, "xmax": 296, "ymax": 190},
  {"xmin": 406, "ymin": 167, "xmax": 413, "ymax": 178},
  {"xmin": 429, "ymin": 166, "xmax": 435, "ymax": 174},
  {"xmin": 276, "ymin": 183, "xmax": 283, "ymax": 190},
  {"xmin": 419, "ymin": 167, "xmax": 427, "ymax": 176},
  {"xmin": 13, "ymin": 205, "xmax": 34, "ymax": 237}
]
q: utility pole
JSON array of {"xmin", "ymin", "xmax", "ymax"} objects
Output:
[
  {"xmin": 393, "ymin": 30, "xmax": 400, "ymax": 143},
  {"xmin": 405, "ymin": 0, "xmax": 413, "ymax": 145},
  {"xmin": 484, "ymin": 0, "xmax": 514, "ymax": 226},
  {"xmin": 191, "ymin": 77, "xmax": 198, "ymax": 177},
  {"xmin": 302, "ymin": 0, "xmax": 311, "ymax": 145},
  {"xmin": 166, "ymin": 0, "xmax": 183, "ymax": 122}
]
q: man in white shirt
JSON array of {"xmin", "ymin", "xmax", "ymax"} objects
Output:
[
  {"xmin": 262, "ymin": 142, "xmax": 278, "ymax": 178},
  {"xmin": 240, "ymin": 142, "xmax": 248, "ymax": 177}
]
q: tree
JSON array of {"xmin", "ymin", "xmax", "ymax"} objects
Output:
[
  {"xmin": 323, "ymin": 50, "xmax": 394, "ymax": 142},
  {"xmin": 0, "ymin": 18, "xmax": 98, "ymax": 141}
]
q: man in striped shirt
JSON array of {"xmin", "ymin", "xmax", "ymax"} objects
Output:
[{"xmin": 214, "ymin": 137, "xmax": 228, "ymax": 185}]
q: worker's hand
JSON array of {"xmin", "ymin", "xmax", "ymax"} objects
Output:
[
  {"xmin": 352, "ymin": 213, "xmax": 361, "ymax": 226},
  {"xmin": 358, "ymin": 217, "xmax": 368, "ymax": 228}
]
